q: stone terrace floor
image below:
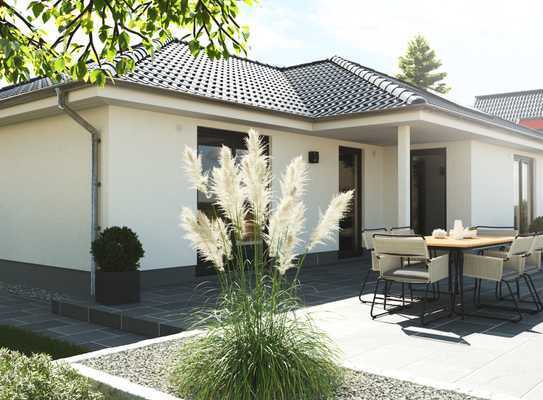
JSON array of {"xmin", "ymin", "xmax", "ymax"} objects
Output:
[
  {"xmin": 4, "ymin": 257, "xmax": 543, "ymax": 398},
  {"xmin": 0, "ymin": 289, "xmax": 145, "ymax": 351}
]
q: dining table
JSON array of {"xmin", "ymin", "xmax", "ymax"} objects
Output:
[{"xmin": 424, "ymin": 235, "xmax": 515, "ymax": 317}]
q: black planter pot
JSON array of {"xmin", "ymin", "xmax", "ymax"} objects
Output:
[{"xmin": 95, "ymin": 270, "xmax": 140, "ymax": 305}]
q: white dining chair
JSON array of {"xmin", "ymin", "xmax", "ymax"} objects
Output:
[
  {"xmin": 464, "ymin": 234, "xmax": 535, "ymax": 321},
  {"xmin": 359, "ymin": 228, "xmax": 388, "ymax": 303},
  {"xmin": 371, "ymin": 234, "xmax": 449, "ymax": 325}
]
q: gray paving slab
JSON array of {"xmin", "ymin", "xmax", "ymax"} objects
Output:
[{"xmin": 0, "ymin": 288, "xmax": 146, "ymax": 351}]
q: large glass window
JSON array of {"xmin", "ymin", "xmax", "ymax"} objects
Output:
[
  {"xmin": 196, "ymin": 127, "xmax": 268, "ymax": 275},
  {"xmin": 514, "ymin": 156, "xmax": 534, "ymax": 233}
]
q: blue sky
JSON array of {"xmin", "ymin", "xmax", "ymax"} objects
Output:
[{"xmin": 241, "ymin": 0, "xmax": 543, "ymax": 106}]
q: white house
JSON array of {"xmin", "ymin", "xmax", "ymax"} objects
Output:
[{"xmin": 1, "ymin": 40, "xmax": 542, "ymax": 298}]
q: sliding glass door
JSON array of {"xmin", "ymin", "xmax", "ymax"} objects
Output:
[{"xmin": 513, "ymin": 156, "xmax": 533, "ymax": 233}]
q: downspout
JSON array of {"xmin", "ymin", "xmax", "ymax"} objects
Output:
[{"xmin": 55, "ymin": 88, "xmax": 100, "ymax": 297}]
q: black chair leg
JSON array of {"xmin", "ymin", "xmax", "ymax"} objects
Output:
[
  {"xmin": 502, "ymin": 279, "xmax": 522, "ymax": 322},
  {"xmin": 421, "ymin": 283, "xmax": 430, "ymax": 326},
  {"xmin": 383, "ymin": 281, "xmax": 391, "ymax": 310},
  {"xmin": 359, "ymin": 267, "xmax": 374, "ymax": 303},
  {"xmin": 524, "ymin": 274, "xmax": 543, "ymax": 311},
  {"xmin": 370, "ymin": 278, "xmax": 382, "ymax": 320}
]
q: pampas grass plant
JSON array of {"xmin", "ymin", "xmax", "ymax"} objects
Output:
[{"xmin": 172, "ymin": 129, "xmax": 353, "ymax": 400}]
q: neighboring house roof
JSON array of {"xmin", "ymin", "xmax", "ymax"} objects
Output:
[
  {"xmin": 0, "ymin": 39, "xmax": 541, "ymax": 139},
  {"xmin": 474, "ymin": 89, "xmax": 543, "ymax": 123}
]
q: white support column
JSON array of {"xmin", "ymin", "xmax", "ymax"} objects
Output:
[{"xmin": 397, "ymin": 125, "xmax": 411, "ymax": 227}]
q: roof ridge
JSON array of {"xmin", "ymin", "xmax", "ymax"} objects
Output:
[
  {"xmin": 475, "ymin": 88, "xmax": 543, "ymax": 99},
  {"xmin": 329, "ymin": 56, "xmax": 426, "ymax": 105},
  {"xmin": 280, "ymin": 59, "xmax": 330, "ymax": 71}
]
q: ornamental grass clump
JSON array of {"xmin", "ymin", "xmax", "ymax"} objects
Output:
[
  {"xmin": 171, "ymin": 130, "xmax": 353, "ymax": 400},
  {"xmin": 0, "ymin": 349, "xmax": 103, "ymax": 400}
]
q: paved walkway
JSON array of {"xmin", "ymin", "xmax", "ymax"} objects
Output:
[
  {"xmin": 0, "ymin": 289, "xmax": 144, "ymax": 351},
  {"xmin": 4, "ymin": 257, "xmax": 543, "ymax": 399},
  {"xmin": 307, "ymin": 270, "xmax": 543, "ymax": 400}
]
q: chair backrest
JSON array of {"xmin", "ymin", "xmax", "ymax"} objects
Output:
[
  {"xmin": 475, "ymin": 226, "xmax": 518, "ymax": 237},
  {"xmin": 531, "ymin": 233, "xmax": 543, "ymax": 252},
  {"xmin": 373, "ymin": 234, "xmax": 429, "ymax": 259},
  {"xmin": 508, "ymin": 234, "xmax": 534, "ymax": 257},
  {"xmin": 362, "ymin": 228, "xmax": 388, "ymax": 250},
  {"xmin": 390, "ymin": 226, "xmax": 415, "ymax": 235}
]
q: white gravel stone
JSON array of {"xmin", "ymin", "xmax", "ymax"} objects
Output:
[
  {"xmin": 0, "ymin": 281, "xmax": 67, "ymax": 302},
  {"xmin": 81, "ymin": 338, "xmax": 485, "ymax": 399}
]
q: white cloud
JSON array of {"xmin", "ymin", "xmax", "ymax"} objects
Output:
[
  {"xmin": 241, "ymin": 1, "xmax": 305, "ymax": 62},
  {"xmin": 309, "ymin": 0, "xmax": 543, "ymax": 103}
]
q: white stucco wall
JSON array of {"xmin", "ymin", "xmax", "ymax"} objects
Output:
[
  {"xmin": 3, "ymin": 99, "xmax": 543, "ymax": 275},
  {"xmin": 104, "ymin": 106, "xmax": 197, "ymax": 270},
  {"xmin": 0, "ymin": 108, "xmax": 108, "ymax": 270},
  {"xmin": 105, "ymin": 106, "xmax": 385, "ymax": 270}
]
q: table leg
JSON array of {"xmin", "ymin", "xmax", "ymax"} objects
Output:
[
  {"xmin": 458, "ymin": 250, "xmax": 465, "ymax": 318},
  {"xmin": 448, "ymin": 250, "xmax": 454, "ymax": 316}
]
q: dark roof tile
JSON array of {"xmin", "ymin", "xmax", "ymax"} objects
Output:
[
  {"xmin": 474, "ymin": 89, "xmax": 543, "ymax": 122},
  {"xmin": 0, "ymin": 40, "xmax": 541, "ymax": 140}
]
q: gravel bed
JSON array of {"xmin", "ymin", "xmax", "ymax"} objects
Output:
[
  {"xmin": 0, "ymin": 282, "xmax": 67, "ymax": 302},
  {"xmin": 80, "ymin": 338, "xmax": 485, "ymax": 400}
]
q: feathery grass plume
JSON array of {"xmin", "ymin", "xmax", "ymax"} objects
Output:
[
  {"xmin": 274, "ymin": 202, "xmax": 305, "ymax": 275},
  {"xmin": 175, "ymin": 130, "xmax": 345, "ymax": 400},
  {"xmin": 266, "ymin": 156, "xmax": 308, "ymax": 261},
  {"xmin": 210, "ymin": 146, "xmax": 246, "ymax": 231},
  {"xmin": 179, "ymin": 207, "xmax": 230, "ymax": 271},
  {"xmin": 241, "ymin": 129, "xmax": 271, "ymax": 226},
  {"xmin": 280, "ymin": 155, "xmax": 308, "ymax": 201},
  {"xmin": 308, "ymin": 190, "xmax": 354, "ymax": 252},
  {"xmin": 182, "ymin": 145, "xmax": 208, "ymax": 196}
]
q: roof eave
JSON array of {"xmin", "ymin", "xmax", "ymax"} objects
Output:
[
  {"xmin": 424, "ymin": 103, "xmax": 543, "ymax": 141},
  {"xmin": 0, "ymin": 81, "xmax": 86, "ymax": 110}
]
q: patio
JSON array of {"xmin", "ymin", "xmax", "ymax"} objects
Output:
[{"xmin": 16, "ymin": 253, "xmax": 541, "ymax": 399}]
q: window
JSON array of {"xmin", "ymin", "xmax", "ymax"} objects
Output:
[
  {"xmin": 196, "ymin": 127, "xmax": 269, "ymax": 275},
  {"xmin": 513, "ymin": 156, "xmax": 534, "ymax": 233}
]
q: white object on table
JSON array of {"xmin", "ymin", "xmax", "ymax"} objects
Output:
[
  {"xmin": 463, "ymin": 229, "xmax": 477, "ymax": 239},
  {"xmin": 432, "ymin": 229, "xmax": 447, "ymax": 239}
]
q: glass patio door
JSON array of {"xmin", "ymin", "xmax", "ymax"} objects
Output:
[
  {"xmin": 410, "ymin": 148, "xmax": 447, "ymax": 235},
  {"xmin": 514, "ymin": 156, "xmax": 533, "ymax": 233},
  {"xmin": 338, "ymin": 146, "xmax": 362, "ymax": 258}
]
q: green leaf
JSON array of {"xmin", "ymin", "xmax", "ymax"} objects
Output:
[
  {"xmin": 31, "ymin": 2, "xmax": 45, "ymax": 17},
  {"xmin": 90, "ymin": 69, "xmax": 106, "ymax": 87}
]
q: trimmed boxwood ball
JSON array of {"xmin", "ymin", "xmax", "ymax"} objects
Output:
[
  {"xmin": 0, "ymin": 349, "xmax": 103, "ymax": 400},
  {"xmin": 530, "ymin": 216, "xmax": 543, "ymax": 233},
  {"xmin": 91, "ymin": 226, "xmax": 144, "ymax": 272}
]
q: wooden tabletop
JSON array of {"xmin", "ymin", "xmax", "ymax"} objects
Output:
[{"xmin": 424, "ymin": 236, "xmax": 514, "ymax": 249}]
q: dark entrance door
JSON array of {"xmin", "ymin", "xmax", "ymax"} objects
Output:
[
  {"xmin": 410, "ymin": 148, "xmax": 446, "ymax": 235},
  {"xmin": 338, "ymin": 146, "xmax": 362, "ymax": 258},
  {"xmin": 196, "ymin": 127, "xmax": 269, "ymax": 276}
]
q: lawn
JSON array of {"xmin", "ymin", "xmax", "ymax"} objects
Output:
[{"xmin": 0, "ymin": 325, "xmax": 86, "ymax": 359}]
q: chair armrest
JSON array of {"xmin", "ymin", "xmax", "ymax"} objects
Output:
[
  {"xmin": 483, "ymin": 250, "xmax": 508, "ymax": 258},
  {"xmin": 463, "ymin": 253, "xmax": 504, "ymax": 281},
  {"xmin": 428, "ymin": 254, "xmax": 449, "ymax": 283}
]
